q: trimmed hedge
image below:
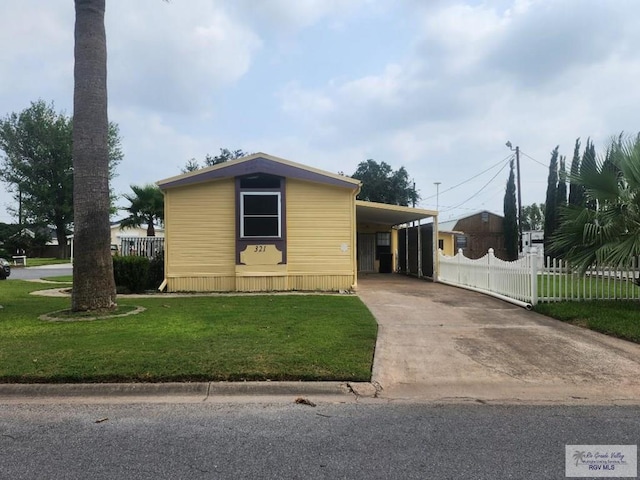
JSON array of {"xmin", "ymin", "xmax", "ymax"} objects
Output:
[{"xmin": 113, "ymin": 254, "xmax": 165, "ymax": 293}]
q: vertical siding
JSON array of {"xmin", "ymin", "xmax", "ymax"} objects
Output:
[
  {"xmin": 165, "ymin": 179, "xmax": 236, "ymax": 276},
  {"xmin": 286, "ymin": 179, "xmax": 355, "ymax": 275}
]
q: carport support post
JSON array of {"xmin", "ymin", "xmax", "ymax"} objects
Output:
[
  {"xmin": 405, "ymin": 224, "xmax": 409, "ymax": 276},
  {"xmin": 417, "ymin": 222, "xmax": 422, "ymax": 278},
  {"xmin": 433, "ymin": 214, "xmax": 438, "ymax": 282}
]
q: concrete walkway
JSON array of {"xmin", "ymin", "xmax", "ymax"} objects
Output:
[{"xmin": 357, "ymin": 274, "xmax": 640, "ymax": 404}]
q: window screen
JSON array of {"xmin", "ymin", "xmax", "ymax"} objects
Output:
[{"xmin": 241, "ymin": 193, "xmax": 281, "ymax": 237}]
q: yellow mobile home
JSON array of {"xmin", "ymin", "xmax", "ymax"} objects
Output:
[{"xmin": 157, "ymin": 153, "xmax": 436, "ymax": 292}]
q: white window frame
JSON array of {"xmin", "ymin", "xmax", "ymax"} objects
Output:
[{"xmin": 240, "ymin": 192, "xmax": 281, "ymax": 238}]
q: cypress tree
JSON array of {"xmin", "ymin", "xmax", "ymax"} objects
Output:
[
  {"xmin": 582, "ymin": 139, "xmax": 597, "ymax": 210},
  {"xmin": 544, "ymin": 146, "xmax": 559, "ymax": 257},
  {"xmin": 568, "ymin": 138, "xmax": 584, "ymax": 207},
  {"xmin": 503, "ymin": 159, "xmax": 519, "ymax": 260}
]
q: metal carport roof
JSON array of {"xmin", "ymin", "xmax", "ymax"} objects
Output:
[{"xmin": 356, "ymin": 200, "xmax": 437, "ymax": 226}]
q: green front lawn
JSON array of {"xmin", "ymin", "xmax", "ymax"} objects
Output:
[
  {"xmin": 534, "ymin": 300, "xmax": 640, "ymax": 343},
  {"xmin": 538, "ymin": 274, "xmax": 640, "ymax": 300},
  {"xmin": 0, "ymin": 281, "xmax": 377, "ymax": 383},
  {"xmin": 19, "ymin": 257, "xmax": 71, "ymax": 267}
]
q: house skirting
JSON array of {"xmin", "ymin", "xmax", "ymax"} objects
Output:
[{"xmin": 166, "ymin": 273, "xmax": 354, "ymax": 293}]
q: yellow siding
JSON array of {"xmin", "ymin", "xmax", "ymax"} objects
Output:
[
  {"xmin": 438, "ymin": 232, "xmax": 456, "ymax": 256},
  {"xmin": 168, "ymin": 276, "xmax": 235, "ymax": 292},
  {"xmin": 165, "ymin": 179, "xmax": 236, "ymax": 278},
  {"xmin": 286, "ymin": 179, "xmax": 355, "ymax": 276},
  {"xmin": 164, "ymin": 176, "xmax": 357, "ymax": 292}
]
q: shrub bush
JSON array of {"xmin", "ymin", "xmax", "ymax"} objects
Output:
[
  {"xmin": 148, "ymin": 252, "xmax": 165, "ymax": 290},
  {"xmin": 113, "ymin": 256, "xmax": 150, "ymax": 294}
]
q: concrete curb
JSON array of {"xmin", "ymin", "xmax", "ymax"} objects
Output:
[{"xmin": 0, "ymin": 381, "xmax": 362, "ymax": 399}]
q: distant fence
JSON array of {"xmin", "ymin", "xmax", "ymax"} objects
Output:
[
  {"xmin": 438, "ymin": 248, "xmax": 640, "ymax": 308},
  {"xmin": 118, "ymin": 236, "xmax": 164, "ymax": 259}
]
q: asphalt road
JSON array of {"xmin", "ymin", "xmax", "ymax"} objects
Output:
[
  {"xmin": 5, "ymin": 264, "xmax": 72, "ymax": 281},
  {"xmin": 0, "ymin": 402, "xmax": 638, "ymax": 479}
]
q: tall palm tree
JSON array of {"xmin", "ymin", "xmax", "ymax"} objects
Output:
[
  {"xmin": 72, "ymin": 0, "xmax": 116, "ymax": 311},
  {"xmin": 552, "ymin": 134, "xmax": 640, "ymax": 274},
  {"xmin": 120, "ymin": 184, "xmax": 165, "ymax": 237}
]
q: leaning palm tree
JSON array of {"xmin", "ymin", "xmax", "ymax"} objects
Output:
[
  {"xmin": 120, "ymin": 184, "xmax": 165, "ymax": 237},
  {"xmin": 72, "ymin": 0, "xmax": 117, "ymax": 311},
  {"xmin": 552, "ymin": 133, "xmax": 640, "ymax": 274}
]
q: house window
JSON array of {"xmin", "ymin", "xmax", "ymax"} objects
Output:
[
  {"xmin": 240, "ymin": 192, "xmax": 281, "ymax": 238},
  {"xmin": 375, "ymin": 232, "xmax": 391, "ymax": 259},
  {"xmin": 438, "ymin": 239, "xmax": 444, "ymax": 250}
]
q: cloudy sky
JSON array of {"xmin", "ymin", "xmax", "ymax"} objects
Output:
[{"xmin": 1, "ymin": 0, "xmax": 639, "ymax": 224}]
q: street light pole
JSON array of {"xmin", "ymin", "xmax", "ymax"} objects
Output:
[{"xmin": 506, "ymin": 141, "xmax": 523, "ymax": 254}]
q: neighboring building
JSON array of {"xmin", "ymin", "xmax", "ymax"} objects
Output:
[
  {"xmin": 156, "ymin": 153, "xmax": 436, "ymax": 292},
  {"xmin": 110, "ymin": 222, "xmax": 164, "ymax": 255},
  {"xmin": 438, "ymin": 210, "xmax": 507, "ymax": 260},
  {"xmin": 522, "ymin": 230, "xmax": 544, "ymax": 256}
]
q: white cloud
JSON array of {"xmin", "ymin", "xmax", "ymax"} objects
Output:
[{"xmin": 107, "ymin": 1, "xmax": 262, "ymax": 115}]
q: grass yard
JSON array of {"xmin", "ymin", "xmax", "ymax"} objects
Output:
[
  {"xmin": 538, "ymin": 274, "xmax": 640, "ymax": 300},
  {"xmin": 0, "ymin": 280, "xmax": 378, "ymax": 383},
  {"xmin": 16, "ymin": 257, "xmax": 71, "ymax": 267},
  {"xmin": 534, "ymin": 300, "xmax": 640, "ymax": 344}
]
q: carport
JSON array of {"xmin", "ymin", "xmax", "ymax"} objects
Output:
[{"xmin": 355, "ymin": 200, "xmax": 437, "ymax": 279}]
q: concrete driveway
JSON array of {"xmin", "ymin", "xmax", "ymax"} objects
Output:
[{"xmin": 357, "ymin": 274, "xmax": 640, "ymax": 404}]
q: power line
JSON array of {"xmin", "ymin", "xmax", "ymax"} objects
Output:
[
  {"xmin": 421, "ymin": 153, "xmax": 515, "ymax": 201},
  {"xmin": 519, "ymin": 150, "xmax": 548, "ymax": 168},
  {"xmin": 440, "ymin": 158, "xmax": 511, "ymax": 212}
]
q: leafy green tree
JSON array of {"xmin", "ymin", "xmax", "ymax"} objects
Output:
[
  {"xmin": 72, "ymin": 0, "xmax": 116, "ymax": 311},
  {"xmin": 543, "ymin": 146, "xmax": 559, "ymax": 256},
  {"xmin": 0, "ymin": 99, "xmax": 122, "ymax": 258},
  {"xmin": 120, "ymin": 184, "xmax": 165, "ymax": 237},
  {"xmin": 521, "ymin": 203, "xmax": 545, "ymax": 230},
  {"xmin": 352, "ymin": 159, "xmax": 419, "ymax": 206},
  {"xmin": 503, "ymin": 159, "xmax": 518, "ymax": 260},
  {"xmin": 552, "ymin": 133, "xmax": 640, "ymax": 273},
  {"xmin": 181, "ymin": 148, "xmax": 247, "ymax": 173}
]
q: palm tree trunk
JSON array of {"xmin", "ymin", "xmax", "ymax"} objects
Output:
[{"xmin": 72, "ymin": 0, "xmax": 116, "ymax": 311}]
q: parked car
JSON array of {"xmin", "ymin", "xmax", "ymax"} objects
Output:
[{"xmin": 0, "ymin": 258, "xmax": 10, "ymax": 280}]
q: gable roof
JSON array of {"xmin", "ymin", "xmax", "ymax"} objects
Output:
[
  {"xmin": 438, "ymin": 210, "xmax": 502, "ymax": 231},
  {"xmin": 157, "ymin": 152, "xmax": 361, "ymax": 191}
]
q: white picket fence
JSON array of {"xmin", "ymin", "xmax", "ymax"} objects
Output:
[
  {"xmin": 438, "ymin": 248, "xmax": 640, "ymax": 308},
  {"xmin": 118, "ymin": 236, "xmax": 164, "ymax": 259}
]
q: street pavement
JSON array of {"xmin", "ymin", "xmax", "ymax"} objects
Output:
[
  {"xmin": 0, "ymin": 402, "xmax": 638, "ymax": 479},
  {"xmin": 6, "ymin": 263, "xmax": 72, "ymax": 280}
]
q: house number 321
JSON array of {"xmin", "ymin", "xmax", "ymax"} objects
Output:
[{"xmin": 254, "ymin": 245, "xmax": 267, "ymax": 252}]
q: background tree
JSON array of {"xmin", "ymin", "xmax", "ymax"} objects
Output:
[
  {"xmin": 0, "ymin": 99, "xmax": 122, "ymax": 258},
  {"xmin": 352, "ymin": 159, "xmax": 419, "ymax": 206},
  {"xmin": 568, "ymin": 138, "xmax": 584, "ymax": 207},
  {"xmin": 581, "ymin": 139, "xmax": 597, "ymax": 210},
  {"xmin": 120, "ymin": 184, "xmax": 164, "ymax": 237},
  {"xmin": 552, "ymin": 133, "xmax": 640, "ymax": 273},
  {"xmin": 521, "ymin": 203, "xmax": 545, "ymax": 230},
  {"xmin": 503, "ymin": 159, "xmax": 518, "ymax": 260},
  {"xmin": 72, "ymin": 0, "xmax": 115, "ymax": 311},
  {"xmin": 181, "ymin": 148, "xmax": 247, "ymax": 173},
  {"xmin": 543, "ymin": 146, "xmax": 559, "ymax": 256}
]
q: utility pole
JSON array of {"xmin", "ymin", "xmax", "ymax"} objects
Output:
[
  {"xmin": 506, "ymin": 142, "xmax": 523, "ymax": 253},
  {"xmin": 434, "ymin": 182, "xmax": 441, "ymax": 212}
]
